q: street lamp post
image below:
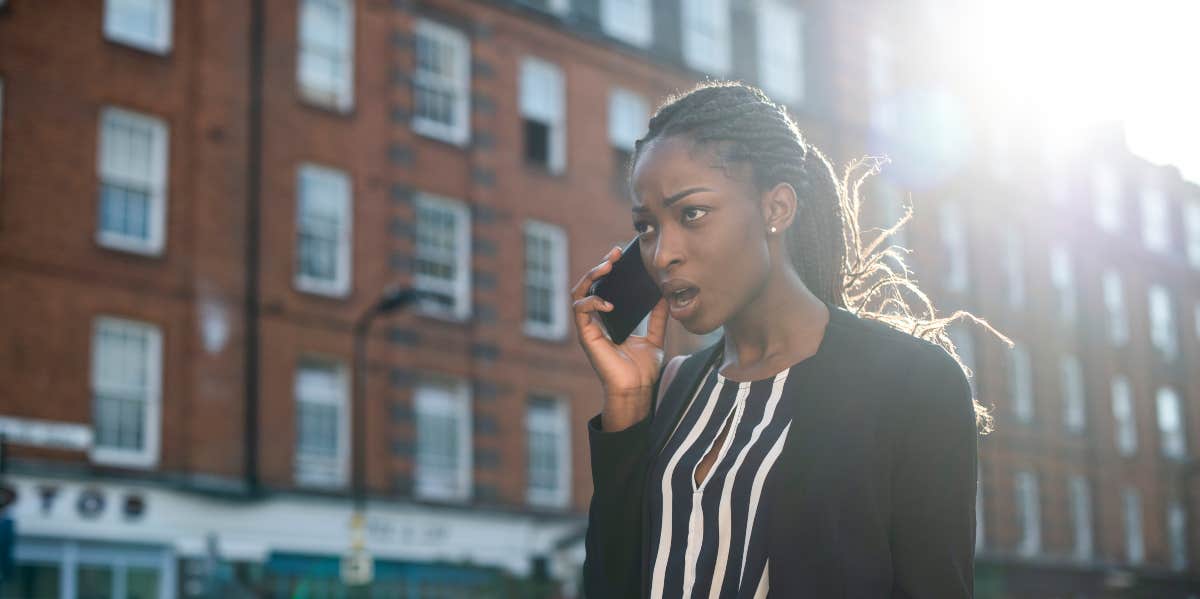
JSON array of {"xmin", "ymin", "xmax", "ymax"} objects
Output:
[{"xmin": 343, "ymin": 286, "xmax": 435, "ymax": 589}]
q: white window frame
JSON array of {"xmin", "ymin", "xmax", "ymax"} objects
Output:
[
  {"xmin": 1009, "ymin": 342, "xmax": 1034, "ymax": 424},
  {"xmin": 525, "ymin": 394, "xmax": 572, "ymax": 508},
  {"xmin": 412, "ymin": 19, "xmax": 471, "ymax": 146},
  {"xmin": 1168, "ymin": 499, "xmax": 1188, "ymax": 570},
  {"xmin": 1101, "ymin": 269, "xmax": 1129, "ymax": 346},
  {"xmin": 1049, "ymin": 243, "xmax": 1076, "ymax": 324},
  {"xmin": 608, "ymin": 88, "xmax": 648, "ymax": 151},
  {"xmin": 523, "ymin": 220, "xmax": 569, "ymax": 340},
  {"xmin": 1140, "ymin": 184, "xmax": 1171, "ymax": 254},
  {"xmin": 1156, "ymin": 386, "xmax": 1187, "ymax": 460},
  {"xmin": 681, "ymin": 0, "xmax": 732, "ymax": 75},
  {"xmin": 414, "ymin": 375, "xmax": 473, "ymax": 502},
  {"xmin": 601, "ymin": 0, "xmax": 653, "ymax": 47},
  {"xmin": 1093, "ymin": 165, "xmax": 1123, "ymax": 233},
  {"xmin": 294, "ymin": 163, "xmax": 353, "ymax": 297},
  {"xmin": 756, "ymin": 0, "xmax": 805, "ymax": 105},
  {"xmin": 519, "ymin": 57, "xmax": 567, "ymax": 174},
  {"xmin": 1184, "ymin": 200, "xmax": 1200, "ymax": 269},
  {"xmin": 1061, "ymin": 353, "xmax": 1085, "ymax": 433},
  {"xmin": 89, "ymin": 316, "xmax": 162, "ymax": 469},
  {"xmin": 293, "ymin": 356, "xmax": 350, "ymax": 489},
  {"xmin": 103, "ymin": 0, "xmax": 173, "ymax": 54},
  {"xmin": 1068, "ymin": 474, "xmax": 1093, "ymax": 561},
  {"xmin": 12, "ymin": 539, "xmax": 177, "ymax": 599},
  {"xmin": 1122, "ymin": 486, "xmax": 1145, "ymax": 564},
  {"xmin": 297, "ymin": 0, "xmax": 355, "ymax": 112},
  {"xmin": 1003, "ymin": 226, "xmax": 1025, "ymax": 309},
  {"xmin": 413, "ymin": 192, "xmax": 472, "ymax": 321},
  {"xmin": 1111, "ymin": 374, "xmax": 1137, "ymax": 457},
  {"xmin": 1148, "ymin": 284, "xmax": 1178, "ymax": 361},
  {"xmin": 1015, "ymin": 470, "xmax": 1041, "ymax": 557},
  {"xmin": 96, "ymin": 106, "xmax": 169, "ymax": 256},
  {"xmin": 939, "ymin": 202, "xmax": 969, "ymax": 294}
]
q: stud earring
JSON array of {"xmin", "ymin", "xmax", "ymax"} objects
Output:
[{"xmin": 770, "ymin": 226, "xmax": 777, "ymax": 233}]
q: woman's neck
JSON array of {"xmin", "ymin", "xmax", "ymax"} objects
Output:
[{"xmin": 719, "ymin": 267, "xmax": 830, "ymax": 376}]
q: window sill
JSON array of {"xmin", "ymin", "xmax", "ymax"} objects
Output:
[
  {"xmin": 96, "ymin": 232, "xmax": 165, "ymax": 257},
  {"xmin": 295, "ymin": 276, "xmax": 351, "ymax": 300}
]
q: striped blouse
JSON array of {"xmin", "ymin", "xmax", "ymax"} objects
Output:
[{"xmin": 647, "ymin": 358, "xmax": 796, "ymax": 598}]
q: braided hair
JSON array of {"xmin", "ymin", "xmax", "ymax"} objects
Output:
[{"xmin": 629, "ymin": 81, "xmax": 1003, "ymax": 434}]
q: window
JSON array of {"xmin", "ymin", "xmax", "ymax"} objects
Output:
[
  {"xmin": 297, "ymin": 0, "xmax": 354, "ymax": 112},
  {"xmin": 1122, "ymin": 487, "xmax": 1144, "ymax": 564},
  {"xmin": 1003, "ymin": 226, "xmax": 1025, "ymax": 309},
  {"xmin": 608, "ymin": 88, "xmax": 648, "ymax": 193},
  {"xmin": 1, "ymin": 539, "xmax": 174, "ymax": 599},
  {"xmin": 1111, "ymin": 375, "xmax": 1137, "ymax": 456},
  {"xmin": 1093, "ymin": 165, "xmax": 1123, "ymax": 233},
  {"xmin": 97, "ymin": 107, "xmax": 169, "ymax": 255},
  {"xmin": 523, "ymin": 221, "xmax": 569, "ymax": 340},
  {"xmin": 1140, "ymin": 185, "xmax": 1170, "ymax": 253},
  {"xmin": 526, "ymin": 394, "xmax": 571, "ymax": 508},
  {"xmin": 294, "ymin": 357, "xmax": 349, "ymax": 488},
  {"xmin": 1168, "ymin": 499, "xmax": 1188, "ymax": 570},
  {"xmin": 1015, "ymin": 470, "xmax": 1040, "ymax": 557},
  {"xmin": 1060, "ymin": 354, "xmax": 1085, "ymax": 433},
  {"xmin": 413, "ymin": 192, "xmax": 472, "ymax": 320},
  {"xmin": 413, "ymin": 20, "xmax": 471, "ymax": 145},
  {"xmin": 1048, "ymin": 243, "xmax": 1076, "ymax": 324},
  {"xmin": 414, "ymin": 375, "xmax": 472, "ymax": 501},
  {"xmin": 90, "ymin": 316, "xmax": 162, "ymax": 468},
  {"xmin": 1008, "ymin": 342, "xmax": 1034, "ymax": 423},
  {"xmin": 1068, "ymin": 474, "xmax": 1093, "ymax": 561},
  {"xmin": 520, "ymin": 57, "xmax": 566, "ymax": 174},
  {"xmin": 295, "ymin": 164, "xmax": 352, "ymax": 297},
  {"xmin": 1101, "ymin": 269, "xmax": 1129, "ymax": 346},
  {"xmin": 103, "ymin": 0, "xmax": 173, "ymax": 54},
  {"xmin": 938, "ymin": 202, "xmax": 969, "ymax": 294},
  {"xmin": 1185, "ymin": 201, "xmax": 1200, "ymax": 269},
  {"xmin": 526, "ymin": 0, "xmax": 570, "ymax": 16},
  {"xmin": 1157, "ymin": 386, "xmax": 1186, "ymax": 460},
  {"xmin": 1148, "ymin": 284, "xmax": 1178, "ymax": 361},
  {"xmin": 601, "ymin": 0, "xmax": 652, "ymax": 47},
  {"xmin": 947, "ymin": 324, "xmax": 976, "ymax": 397},
  {"xmin": 682, "ymin": 0, "xmax": 732, "ymax": 75},
  {"xmin": 756, "ymin": 0, "xmax": 805, "ymax": 104},
  {"xmin": 867, "ymin": 34, "xmax": 896, "ymax": 132}
]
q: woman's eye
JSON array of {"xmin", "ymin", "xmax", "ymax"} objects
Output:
[
  {"xmin": 683, "ymin": 207, "xmax": 709, "ymax": 223},
  {"xmin": 634, "ymin": 222, "xmax": 655, "ymax": 235}
]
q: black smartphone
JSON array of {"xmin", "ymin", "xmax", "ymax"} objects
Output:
[{"xmin": 588, "ymin": 236, "xmax": 662, "ymax": 345}]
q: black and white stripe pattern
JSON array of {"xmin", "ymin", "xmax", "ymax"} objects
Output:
[{"xmin": 648, "ymin": 362, "xmax": 794, "ymax": 598}]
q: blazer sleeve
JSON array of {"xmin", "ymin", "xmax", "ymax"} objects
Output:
[
  {"xmin": 890, "ymin": 343, "xmax": 979, "ymax": 598},
  {"xmin": 582, "ymin": 410, "xmax": 654, "ymax": 598}
]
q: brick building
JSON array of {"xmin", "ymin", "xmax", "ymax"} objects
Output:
[{"xmin": 0, "ymin": 0, "xmax": 1198, "ymax": 597}]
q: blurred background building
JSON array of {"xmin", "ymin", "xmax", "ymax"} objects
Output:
[{"xmin": 0, "ymin": 0, "xmax": 1198, "ymax": 597}]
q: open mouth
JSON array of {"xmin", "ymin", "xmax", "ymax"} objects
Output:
[{"xmin": 669, "ymin": 286, "xmax": 699, "ymax": 309}]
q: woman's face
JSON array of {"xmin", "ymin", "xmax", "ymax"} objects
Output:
[{"xmin": 630, "ymin": 135, "xmax": 773, "ymax": 335}]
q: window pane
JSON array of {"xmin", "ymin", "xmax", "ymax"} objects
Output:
[
  {"xmin": 0, "ymin": 563, "xmax": 61, "ymax": 599},
  {"xmin": 127, "ymin": 566, "xmax": 161, "ymax": 599},
  {"xmin": 78, "ymin": 564, "xmax": 115, "ymax": 599}
]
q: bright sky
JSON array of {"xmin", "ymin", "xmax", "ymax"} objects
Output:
[{"xmin": 943, "ymin": 0, "xmax": 1200, "ymax": 184}]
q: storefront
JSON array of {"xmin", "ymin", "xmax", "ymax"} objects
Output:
[{"xmin": 0, "ymin": 474, "xmax": 585, "ymax": 598}]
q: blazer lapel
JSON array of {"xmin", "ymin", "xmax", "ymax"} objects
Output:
[{"xmin": 647, "ymin": 340, "xmax": 724, "ymax": 467}]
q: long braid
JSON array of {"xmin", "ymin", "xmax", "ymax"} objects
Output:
[{"xmin": 630, "ymin": 81, "xmax": 1005, "ymax": 435}]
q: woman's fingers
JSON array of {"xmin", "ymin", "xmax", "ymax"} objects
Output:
[
  {"xmin": 570, "ymin": 246, "xmax": 621, "ymax": 301},
  {"xmin": 642, "ymin": 296, "xmax": 669, "ymax": 348}
]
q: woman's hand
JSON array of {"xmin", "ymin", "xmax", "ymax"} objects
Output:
[{"xmin": 571, "ymin": 244, "xmax": 670, "ymax": 431}]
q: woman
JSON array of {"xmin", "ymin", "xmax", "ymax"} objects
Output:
[{"xmin": 571, "ymin": 81, "xmax": 1005, "ymax": 598}]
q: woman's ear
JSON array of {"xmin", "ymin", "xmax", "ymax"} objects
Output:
[{"xmin": 761, "ymin": 182, "xmax": 799, "ymax": 233}]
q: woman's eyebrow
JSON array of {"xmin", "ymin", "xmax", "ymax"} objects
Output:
[{"xmin": 632, "ymin": 187, "xmax": 714, "ymax": 213}]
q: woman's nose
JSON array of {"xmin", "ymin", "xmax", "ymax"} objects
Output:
[{"xmin": 652, "ymin": 227, "xmax": 684, "ymax": 271}]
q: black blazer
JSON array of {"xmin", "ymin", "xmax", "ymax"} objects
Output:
[{"xmin": 583, "ymin": 301, "xmax": 978, "ymax": 598}]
